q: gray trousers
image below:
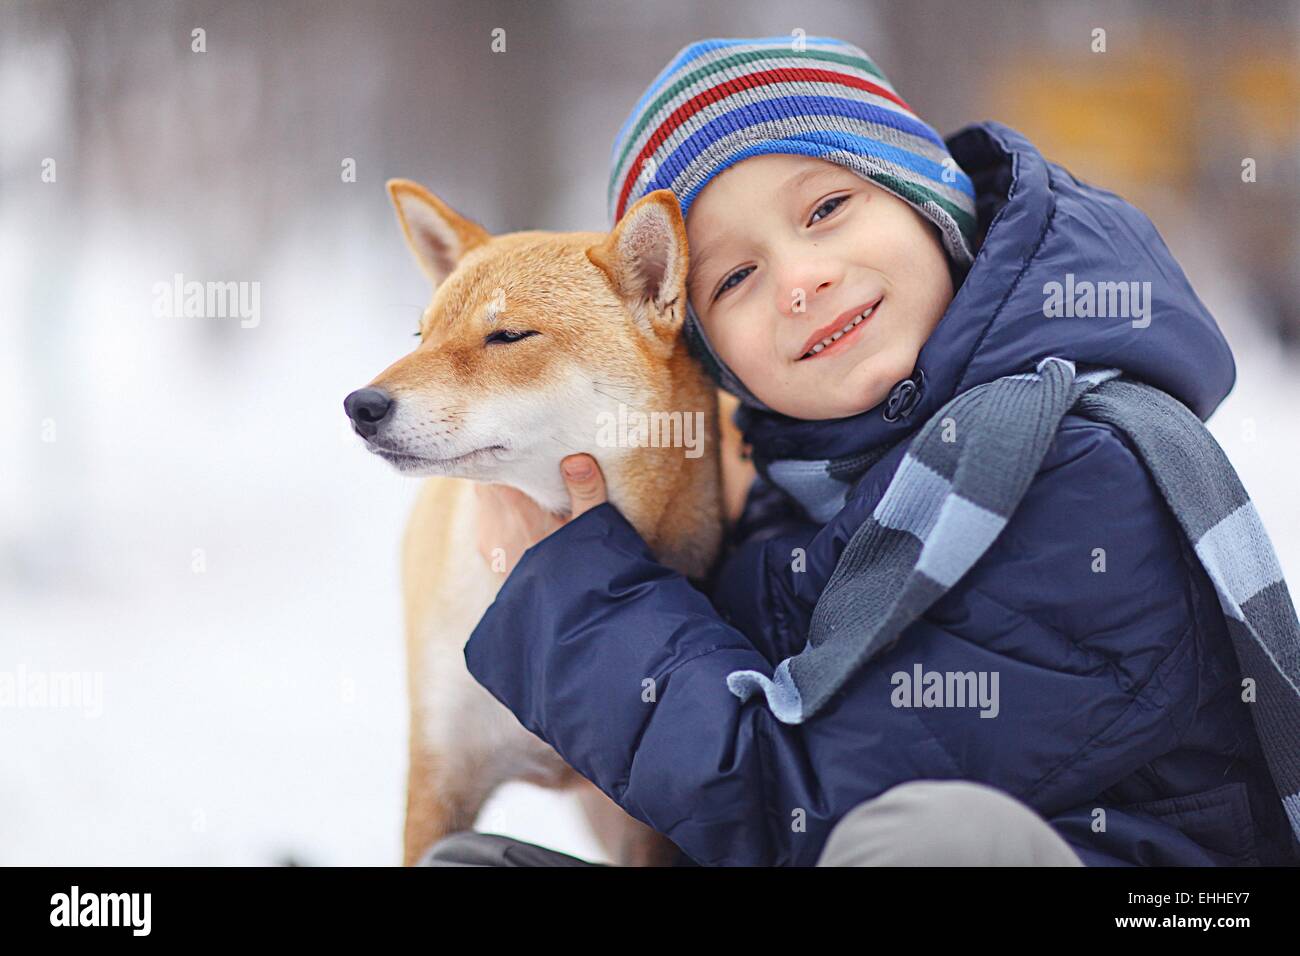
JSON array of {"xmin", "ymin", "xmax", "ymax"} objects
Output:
[{"xmin": 419, "ymin": 780, "xmax": 1085, "ymax": 867}]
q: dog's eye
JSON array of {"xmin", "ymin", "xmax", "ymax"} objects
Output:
[{"xmin": 485, "ymin": 329, "xmax": 539, "ymax": 345}]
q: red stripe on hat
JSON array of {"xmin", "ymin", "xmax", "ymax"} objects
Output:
[{"xmin": 615, "ymin": 66, "xmax": 914, "ymax": 221}]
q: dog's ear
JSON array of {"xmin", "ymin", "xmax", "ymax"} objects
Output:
[
  {"xmin": 587, "ymin": 189, "xmax": 689, "ymax": 340},
  {"xmin": 387, "ymin": 179, "xmax": 491, "ymax": 287}
]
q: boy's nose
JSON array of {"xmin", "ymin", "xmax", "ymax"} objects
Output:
[
  {"xmin": 344, "ymin": 387, "xmax": 393, "ymax": 437},
  {"xmin": 777, "ymin": 277, "xmax": 836, "ymax": 318}
]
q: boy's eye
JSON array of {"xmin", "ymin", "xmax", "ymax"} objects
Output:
[
  {"xmin": 808, "ymin": 194, "xmax": 848, "ymax": 225},
  {"xmin": 713, "ymin": 265, "xmax": 755, "ymax": 302}
]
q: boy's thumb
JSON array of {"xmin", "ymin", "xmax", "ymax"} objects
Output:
[{"xmin": 561, "ymin": 454, "xmax": 607, "ymax": 517}]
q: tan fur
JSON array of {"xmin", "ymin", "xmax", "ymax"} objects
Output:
[
  {"xmin": 717, "ymin": 391, "xmax": 756, "ymax": 530},
  {"xmin": 353, "ymin": 179, "xmax": 750, "ymax": 866}
]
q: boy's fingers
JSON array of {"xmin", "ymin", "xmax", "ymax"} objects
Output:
[{"xmin": 561, "ymin": 454, "xmax": 607, "ymax": 518}]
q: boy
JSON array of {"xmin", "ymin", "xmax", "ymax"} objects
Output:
[{"xmin": 431, "ymin": 37, "xmax": 1299, "ymax": 866}]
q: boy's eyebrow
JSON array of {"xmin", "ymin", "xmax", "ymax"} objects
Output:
[
  {"xmin": 690, "ymin": 244, "xmax": 721, "ymax": 290},
  {"xmin": 781, "ymin": 164, "xmax": 846, "ymax": 195},
  {"xmin": 688, "ymin": 165, "xmax": 846, "ymax": 300}
]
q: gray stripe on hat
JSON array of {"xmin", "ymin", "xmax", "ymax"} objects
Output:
[
  {"xmin": 617, "ymin": 78, "xmax": 932, "ymax": 193},
  {"xmin": 660, "ymin": 111, "xmax": 974, "ymax": 216},
  {"xmin": 612, "ymin": 44, "xmax": 904, "ymax": 196}
]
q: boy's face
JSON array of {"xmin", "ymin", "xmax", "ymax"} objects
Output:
[{"xmin": 685, "ymin": 154, "xmax": 956, "ymax": 421}]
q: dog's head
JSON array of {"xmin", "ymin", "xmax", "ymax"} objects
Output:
[{"xmin": 345, "ymin": 179, "xmax": 701, "ymax": 513}]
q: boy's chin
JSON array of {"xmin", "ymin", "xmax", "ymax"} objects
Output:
[
  {"xmin": 773, "ymin": 370, "xmax": 897, "ymax": 421},
  {"xmin": 772, "ymin": 394, "xmax": 877, "ymax": 422}
]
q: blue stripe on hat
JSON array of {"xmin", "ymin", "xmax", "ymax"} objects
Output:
[
  {"xmin": 610, "ymin": 37, "xmax": 880, "ymax": 167},
  {"xmin": 646, "ymin": 98, "xmax": 973, "ymax": 203}
]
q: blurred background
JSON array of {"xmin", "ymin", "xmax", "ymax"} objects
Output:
[{"xmin": 2, "ymin": 0, "xmax": 1297, "ymax": 865}]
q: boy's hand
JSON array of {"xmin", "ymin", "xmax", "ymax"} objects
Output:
[
  {"xmin": 474, "ymin": 454, "xmax": 607, "ymax": 575},
  {"xmin": 557, "ymin": 453, "xmax": 608, "ymax": 518}
]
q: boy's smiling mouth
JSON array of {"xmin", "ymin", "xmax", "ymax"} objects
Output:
[{"xmin": 796, "ymin": 297, "xmax": 882, "ymax": 361}]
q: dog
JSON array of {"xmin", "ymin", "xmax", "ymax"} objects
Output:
[{"xmin": 345, "ymin": 179, "xmax": 755, "ymax": 866}]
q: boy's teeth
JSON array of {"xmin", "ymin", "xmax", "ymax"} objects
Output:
[{"xmin": 802, "ymin": 304, "xmax": 876, "ymax": 359}]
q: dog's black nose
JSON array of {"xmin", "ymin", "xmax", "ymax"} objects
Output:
[{"xmin": 344, "ymin": 388, "xmax": 393, "ymax": 437}]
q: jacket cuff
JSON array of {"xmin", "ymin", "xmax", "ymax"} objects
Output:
[{"xmin": 463, "ymin": 500, "xmax": 660, "ymax": 691}]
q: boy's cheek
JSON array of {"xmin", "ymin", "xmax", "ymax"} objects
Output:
[{"xmin": 718, "ymin": 329, "xmax": 767, "ymax": 376}]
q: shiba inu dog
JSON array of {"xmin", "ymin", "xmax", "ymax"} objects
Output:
[{"xmin": 345, "ymin": 179, "xmax": 754, "ymax": 866}]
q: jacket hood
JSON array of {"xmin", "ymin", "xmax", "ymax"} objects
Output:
[{"xmin": 737, "ymin": 121, "xmax": 1237, "ymax": 463}]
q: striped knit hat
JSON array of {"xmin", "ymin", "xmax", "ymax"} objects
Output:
[{"xmin": 608, "ymin": 36, "xmax": 979, "ymax": 412}]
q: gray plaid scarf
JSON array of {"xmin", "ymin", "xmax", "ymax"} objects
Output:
[{"xmin": 727, "ymin": 356, "xmax": 1300, "ymax": 847}]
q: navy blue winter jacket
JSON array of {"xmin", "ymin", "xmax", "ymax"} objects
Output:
[{"xmin": 464, "ymin": 122, "xmax": 1296, "ymax": 867}]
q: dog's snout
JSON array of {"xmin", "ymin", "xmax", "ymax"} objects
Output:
[{"xmin": 344, "ymin": 387, "xmax": 394, "ymax": 437}]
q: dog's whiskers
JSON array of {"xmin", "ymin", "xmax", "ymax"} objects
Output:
[{"xmin": 590, "ymin": 386, "xmax": 630, "ymax": 404}]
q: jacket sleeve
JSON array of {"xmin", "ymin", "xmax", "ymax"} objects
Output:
[{"xmin": 462, "ymin": 500, "xmax": 947, "ymax": 866}]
